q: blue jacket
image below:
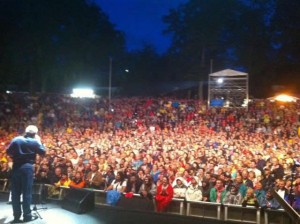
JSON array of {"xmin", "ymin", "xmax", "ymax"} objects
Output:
[{"xmin": 7, "ymin": 135, "xmax": 46, "ymax": 167}]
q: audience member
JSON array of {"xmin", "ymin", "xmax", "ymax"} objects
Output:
[
  {"xmin": 85, "ymin": 164, "xmax": 104, "ymax": 189},
  {"xmin": 125, "ymin": 174, "xmax": 142, "ymax": 194},
  {"xmin": 139, "ymin": 175, "xmax": 157, "ymax": 200},
  {"xmin": 242, "ymin": 188, "xmax": 259, "ymax": 208},
  {"xmin": 69, "ymin": 171, "xmax": 85, "ymax": 188},
  {"xmin": 106, "ymin": 171, "xmax": 127, "ymax": 193},
  {"xmin": 276, "ymin": 179, "xmax": 289, "ymax": 199},
  {"xmin": 155, "ymin": 176, "xmax": 173, "ymax": 212},
  {"xmin": 254, "ymin": 182, "xmax": 266, "ymax": 204},
  {"xmin": 210, "ymin": 179, "xmax": 226, "ymax": 203},
  {"xmin": 172, "ymin": 177, "xmax": 188, "ymax": 199},
  {"xmin": 185, "ymin": 176, "xmax": 202, "ymax": 201},
  {"xmin": 223, "ymin": 185, "xmax": 243, "ymax": 205},
  {"xmin": 260, "ymin": 189, "xmax": 281, "ymax": 209}
]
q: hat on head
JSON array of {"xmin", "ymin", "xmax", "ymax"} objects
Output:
[
  {"xmin": 172, "ymin": 176, "xmax": 188, "ymax": 187},
  {"xmin": 25, "ymin": 125, "xmax": 38, "ymax": 134}
]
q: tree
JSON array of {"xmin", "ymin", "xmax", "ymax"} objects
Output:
[
  {"xmin": 269, "ymin": 0, "xmax": 300, "ymax": 93},
  {"xmin": 223, "ymin": 1, "xmax": 275, "ymax": 97},
  {"xmin": 0, "ymin": 0, "xmax": 125, "ymax": 93},
  {"xmin": 119, "ymin": 44, "xmax": 164, "ymax": 96},
  {"xmin": 163, "ymin": 0, "xmax": 242, "ymax": 82},
  {"xmin": 162, "ymin": 0, "xmax": 295, "ymax": 97}
]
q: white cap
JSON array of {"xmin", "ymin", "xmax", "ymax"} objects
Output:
[{"xmin": 25, "ymin": 125, "xmax": 38, "ymax": 134}]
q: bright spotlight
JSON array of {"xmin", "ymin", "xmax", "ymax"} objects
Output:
[
  {"xmin": 217, "ymin": 78, "xmax": 223, "ymax": 84},
  {"xmin": 224, "ymin": 100, "xmax": 230, "ymax": 107},
  {"xmin": 71, "ymin": 88, "xmax": 95, "ymax": 98},
  {"xmin": 125, "ymin": 69, "xmax": 129, "ymax": 73},
  {"xmin": 273, "ymin": 94, "xmax": 297, "ymax": 102}
]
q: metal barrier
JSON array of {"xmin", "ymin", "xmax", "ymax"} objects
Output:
[
  {"xmin": 44, "ymin": 184, "xmax": 67, "ymax": 200},
  {"xmin": 224, "ymin": 204, "xmax": 261, "ymax": 224},
  {"xmin": 165, "ymin": 198, "xmax": 185, "ymax": 215},
  {"xmin": 41, "ymin": 186, "xmax": 296, "ymax": 224},
  {"xmin": 118, "ymin": 193, "xmax": 155, "ymax": 211},
  {"xmin": 93, "ymin": 189, "xmax": 107, "ymax": 206},
  {"xmin": 186, "ymin": 201, "xmax": 222, "ymax": 220},
  {"xmin": 0, "ymin": 179, "xmax": 8, "ymax": 192},
  {"xmin": 32, "ymin": 183, "xmax": 44, "ymax": 204},
  {"xmin": 270, "ymin": 188, "xmax": 300, "ymax": 224},
  {"xmin": 264, "ymin": 208, "xmax": 293, "ymax": 224}
]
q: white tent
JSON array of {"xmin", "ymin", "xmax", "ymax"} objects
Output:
[
  {"xmin": 209, "ymin": 69, "xmax": 248, "ymax": 77},
  {"xmin": 208, "ymin": 69, "xmax": 249, "ymax": 108}
]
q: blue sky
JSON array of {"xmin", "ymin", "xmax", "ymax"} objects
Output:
[{"xmin": 95, "ymin": 0, "xmax": 187, "ymax": 54}]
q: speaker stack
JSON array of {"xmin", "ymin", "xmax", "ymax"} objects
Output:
[{"xmin": 62, "ymin": 188, "xmax": 95, "ymax": 214}]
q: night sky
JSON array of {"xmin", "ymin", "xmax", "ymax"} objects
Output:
[{"xmin": 95, "ymin": 0, "xmax": 187, "ymax": 54}]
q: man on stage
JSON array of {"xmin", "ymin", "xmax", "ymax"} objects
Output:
[{"xmin": 7, "ymin": 125, "xmax": 46, "ymax": 223}]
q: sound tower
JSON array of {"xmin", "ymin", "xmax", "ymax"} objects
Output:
[{"xmin": 62, "ymin": 188, "xmax": 95, "ymax": 214}]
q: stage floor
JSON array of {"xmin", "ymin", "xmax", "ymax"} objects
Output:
[{"xmin": 0, "ymin": 192, "xmax": 105, "ymax": 224}]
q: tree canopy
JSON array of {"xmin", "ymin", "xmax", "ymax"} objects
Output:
[
  {"xmin": 0, "ymin": 0, "xmax": 125, "ymax": 92},
  {"xmin": 163, "ymin": 0, "xmax": 300, "ymax": 97}
]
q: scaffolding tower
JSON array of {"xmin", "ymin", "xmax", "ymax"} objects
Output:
[{"xmin": 208, "ymin": 69, "xmax": 249, "ymax": 109}]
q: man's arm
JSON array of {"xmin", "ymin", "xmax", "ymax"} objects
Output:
[{"xmin": 34, "ymin": 135, "xmax": 46, "ymax": 155}]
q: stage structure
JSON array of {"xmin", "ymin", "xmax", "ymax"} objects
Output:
[{"xmin": 208, "ymin": 69, "xmax": 249, "ymax": 109}]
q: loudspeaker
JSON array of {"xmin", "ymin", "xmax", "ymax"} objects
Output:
[{"xmin": 62, "ymin": 188, "xmax": 95, "ymax": 214}]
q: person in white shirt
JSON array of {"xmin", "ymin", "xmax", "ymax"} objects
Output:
[
  {"xmin": 185, "ymin": 176, "xmax": 203, "ymax": 201},
  {"xmin": 106, "ymin": 171, "xmax": 127, "ymax": 192}
]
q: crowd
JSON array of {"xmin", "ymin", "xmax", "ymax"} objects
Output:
[{"xmin": 0, "ymin": 92, "xmax": 300, "ymax": 212}]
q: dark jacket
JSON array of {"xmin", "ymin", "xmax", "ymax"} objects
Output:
[{"xmin": 7, "ymin": 135, "xmax": 46, "ymax": 168}]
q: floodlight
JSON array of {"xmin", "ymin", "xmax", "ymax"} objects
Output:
[
  {"xmin": 71, "ymin": 88, "xmax": 95, "ymax": 98},
  {"xmin": 274, "ymin": 94, "xmax": 297, "ymax": 102},
  {"xmin": 224, "ymin": 100, "xmax": 230, "ymax": 107},
  {"xmin": 217, "ymin": 78, "xmax": 223, "ymax": 84}
]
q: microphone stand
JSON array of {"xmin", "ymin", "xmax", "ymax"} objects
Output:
[
  {"xmin": 32, "ymin": 203, "xmax": 44, "ymax": 220},
  {"xmin": 32, "ymin": 183, "xmax": 48, "ymax": 220}
]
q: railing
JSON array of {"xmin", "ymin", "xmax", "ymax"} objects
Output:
[
  {"xmin": 33, "ymin": 184, "xmax": 295, "ymax": 224},
  {"xmin": 166, "ymin": 198, "xmax": 185, "ymax": 215},
  {"xmin": 0, "ymin": 179, "xmax": 9, "ymax": 192},
  {"xmin": 92, "ymin": 189, "xmax": 107, "ymax": 206},
  {"xmin": 264, "ymin": 208, "xmax": 293, "ymax": 224},
  {"xmin": 223, "ymin": 204, "xmax": 260, "ymax": 224},
  {"xmin": 186, "ymin": 200, "xmax": 222, "ymax": 220},
  {"xmin": 270, "ymin": 189, "xmax": 300, "ymax": 224}
]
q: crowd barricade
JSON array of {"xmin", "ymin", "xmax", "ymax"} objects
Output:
[
  {"xmin": 59, "ymin": 186, "xmax": 70, "ymax": 199},
  {"xmin": 165, "ymin": 198, "xmax": 185, "ymax": 215},
  {"xmin": 93, "ymin": 189, "xmax": 107, "ymax": 206},
  {"xmin": 0, "ymin": 179, "xmax": 9, "ymax": 192},
  {"xmin": 223, "ymin": 204, "xmax": 261, "ymax": 224},
  {"xmin": 186, "ymin": 200, "xmax": 221, "ymax": 220},
  {"xmin": 43, "ymin": 184, "xmax": 67, "ymax": 200},
  {"xmin": 38, "ymin": 186, "xmax": 295, "ymax": 224},
  {"xmin": 32, "ymin": 183, "xmax": 44, "ymax": 204},
  {"xmin": 263, "ymin": 208, "xmax": 293, "ymax": 224},
  {"xmin": 119, "ymin": 193, "xmax": 155, "ymax": 211}
]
